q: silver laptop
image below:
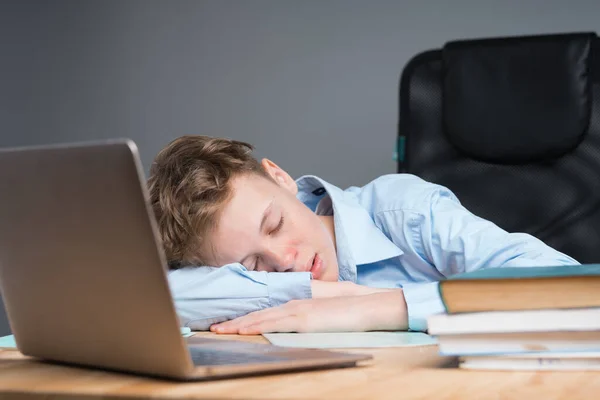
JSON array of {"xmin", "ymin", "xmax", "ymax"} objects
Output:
[{"xmin": 0, "ymin": 139, "xmax": 370, "ymax": 380}]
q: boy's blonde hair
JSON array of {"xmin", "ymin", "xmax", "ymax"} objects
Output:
[{"xmin": 147, "ymin": 135, "xmax": 269, "ymax": 269}]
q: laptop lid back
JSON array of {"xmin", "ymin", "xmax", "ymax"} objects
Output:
[{"xmin": 0, "ymin": 140, "xmax": 194, "ymax": 379}]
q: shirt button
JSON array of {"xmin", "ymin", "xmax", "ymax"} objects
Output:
[{"xmin": 312, "ymin": 187, "xmax": 326, "ymax": 196}]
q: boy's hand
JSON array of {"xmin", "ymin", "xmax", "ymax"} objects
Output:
[
  {"xmin": 210, "ymin": 290, "xmax": 408, "ymax": 335},
  {"xmin": 310, "ymin": 280, "xmax": 393, "ymax": 298}
]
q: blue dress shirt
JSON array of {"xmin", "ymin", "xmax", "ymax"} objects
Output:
[{"xmin": 168, "ymin": 174, "xmax": 579, "ymax": 331}]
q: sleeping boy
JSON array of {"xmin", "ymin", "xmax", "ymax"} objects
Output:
[{"xmin": 147, "ymin": 135, "xmax": 578, "ymax": 334}]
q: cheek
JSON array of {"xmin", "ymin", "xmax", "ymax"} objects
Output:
[
  {"xmin": 280, "ymin": 218, "xmax": 307, "ymax": 247},
  {"xmin": 285, "ymin": 216, "xmax": 323, "ymax": 245},
  {"xmin": 282, "ymin": 237, "xmax": 302, "ymax": 248}
]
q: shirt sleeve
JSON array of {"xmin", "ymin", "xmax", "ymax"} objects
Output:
[
  {"xmin": 423, "ymin": 187, "xmax": 580, "ymax": 273},
  {"xmin": 167, "ymin": 264, "xmax": 312, "ymax": 330},
  {"xmin": 380, "ymin": 183, "xmax": 580, "ymax": 331}
]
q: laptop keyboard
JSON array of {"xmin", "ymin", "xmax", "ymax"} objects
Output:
[{"xmin": 188, "ymin": 347, "xmax": 289, "ymax": 366}]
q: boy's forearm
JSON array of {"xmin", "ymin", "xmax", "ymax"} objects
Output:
[
  {"xmin": 311, "ymin": 282, "xmax": 408, "ymax": 331},
  {"xmin": 361, "ymin": 290, "xmax": 409, "ymax": 331}
]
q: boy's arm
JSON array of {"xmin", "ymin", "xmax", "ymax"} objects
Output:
[
  {"xmin": 378, "ymin": 185, "xmax": 580, "ymax": 331},
  {"xmin": 211, "ymin": 290, "xmax": 408, "ymax": 335},
  {"xmin": 169, "ymin": 264, "xmax": 383, "ymax": 330}
]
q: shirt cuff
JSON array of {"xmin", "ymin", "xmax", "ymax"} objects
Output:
[
  {"xmin": 402, "ymin": 281, "xmax": 446, "ymax": 332},
  {"xmin": 266, "ymin": 271, "xmax": 312, "ymax": 307}
]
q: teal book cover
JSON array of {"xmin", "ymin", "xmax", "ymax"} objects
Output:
[{"xmin": 447, "ymin": 264, "xmax": 600, "ymax": 281}]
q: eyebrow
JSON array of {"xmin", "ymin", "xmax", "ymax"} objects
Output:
[{"xmin": 259, "ymin": 200, "xmax": 274, "ymax": 233}]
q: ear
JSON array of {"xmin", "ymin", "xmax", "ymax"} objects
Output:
[{"xmin": 261, "ymin": 158, "xmax": 298, "ymax": 195}]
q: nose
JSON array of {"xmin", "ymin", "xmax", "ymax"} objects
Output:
[{"xmin": 265, "ymin": 247, "xmax": 297, "ymax": 272}]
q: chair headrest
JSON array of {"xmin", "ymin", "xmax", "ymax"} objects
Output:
[{"xmin": 442, "ymin": 32, "xmax": 596, "ymax": 164}]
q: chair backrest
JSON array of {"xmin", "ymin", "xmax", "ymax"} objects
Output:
[{"xmin": 397, "ymin": 32, "xmax": 600, "ymax": 263}]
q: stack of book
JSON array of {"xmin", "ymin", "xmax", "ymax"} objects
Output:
[{"xmin": 427, "ymin": 264, "xmax": 600, "ymax": 370}]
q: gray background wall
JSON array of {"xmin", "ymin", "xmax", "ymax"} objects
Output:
[{"xmin": 0, "ymin": 0, "xmax": 599, "ymax": 335}]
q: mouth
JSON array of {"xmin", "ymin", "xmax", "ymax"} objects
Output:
[{"xmin": 308, "ymin": 254, "xmax": 324, "ymax": 279}]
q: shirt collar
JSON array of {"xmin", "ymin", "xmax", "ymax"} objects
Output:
[{"xmin": 295, "ymin": 175, "xmax": 403, "ymax": 282}]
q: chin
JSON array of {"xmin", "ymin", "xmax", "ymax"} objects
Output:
[
  {"xmin": 321, "ymin": 258, "xmax": 339, "ymax": 281},
  {"xmin": 321, "ymin": 269, "xmax": 340, "ymax": 282}
]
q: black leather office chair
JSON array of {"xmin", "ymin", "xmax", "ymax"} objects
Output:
[{"xmin": 397, "ymin": 32, "xmax": 600, "ymax": 263}]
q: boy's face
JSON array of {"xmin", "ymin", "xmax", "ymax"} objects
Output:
[{"xmin": 204, "ymin": 159, "xmax": 339, "ymax": 281}]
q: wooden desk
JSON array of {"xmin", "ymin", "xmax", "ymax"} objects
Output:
[{"xmin": 0, "ymin": 332, "xmax": 598, "ymax": 400}]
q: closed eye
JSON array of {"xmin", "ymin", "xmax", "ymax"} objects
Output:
[{"xmin": 269, "ymin": 216, "xmax": 284, "ymax": 235}]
